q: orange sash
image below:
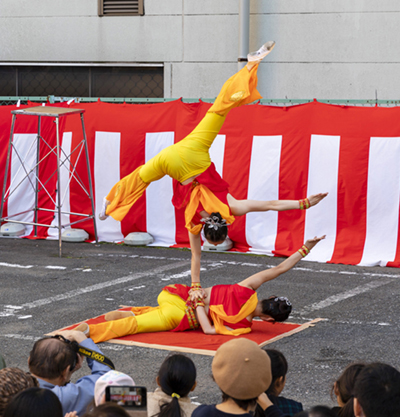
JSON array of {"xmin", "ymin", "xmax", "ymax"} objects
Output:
[
  {"xmin": 209, "ymin": 292, "xmax": 258, "ymax": 336},
  {"xmin": 186, "ymin": 184, "xmax": 235, "ymax": 234}
]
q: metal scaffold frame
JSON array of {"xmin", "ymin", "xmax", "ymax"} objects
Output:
[{"xmin": 0, "ymin": 106, "xmax": 98, "ymax": 257}]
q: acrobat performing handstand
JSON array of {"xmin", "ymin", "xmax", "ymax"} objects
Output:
[
  {"xmin": 74, "ymin": 236, "xmax": 325, "ymax": 342},
  {"xmin": 99, "ymin": 41, "xmax": 327, "ymax": 300}
]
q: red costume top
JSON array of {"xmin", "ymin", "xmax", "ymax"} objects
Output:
[
  {"xmin": 172, "ymin": 163, "xmax": 235, "ymax": 234},
  {"xmin": 163, "ymin": 283, "xmax": 258, "ymax": 336}
]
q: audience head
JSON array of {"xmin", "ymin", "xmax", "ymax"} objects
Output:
[
  {"xmin": 295, "ymin": 405, "xmax": 337, "ymax": 417},
  {"xmin": 82, "ymin": 403, "xmax": 130, "ymax": 417},
  {"xmin": 155, "ymin": 353, "xmax": 197, "ymax": 417},
  {"xmin": 28, "ymin": 334, "xmax": 81, "ymax": 383},
  {"xmin": 0, "ymin": 367, "xmax": 39, "ymax": 416},
  {"xmin": 353, "ymin": 362, "xmax": 400, "ymax": 417},
  {"xmin": 332, "ymin": 362, "xmax": 365, "ymax": 417},
  {"xmin": 3, "ymin": 387, "xmax": 63, "ymax": 417},
  {"xmin": 94, "ymin": 370, "xmax": 135, "ymax": 406},
  {"xmin": 260, "ymin": 296, "xmax": 292, "ymax": 322},
  {"xmin": 263, "ymin": 349, "xmax": 288, "ymax": 396},
  {"xmin": 212, "ymin": 339, "xmax": 272, "ymax": 411},
  {"xmin": 157, "ymin": 353, "xmax": 196, "ymax": 397}
]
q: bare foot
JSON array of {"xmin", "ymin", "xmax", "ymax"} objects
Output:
[
  {"xmin": 99, "ymin": 197, "xmax": 110, "ymax": 221},
  {"xmin": 247, "ymin": 41, "xmax": 275, "ymax": 70},
  {"xmin": 74, "ymin": 322, "xmax": 90, "ymax": 336},
  {"xmin": 104, "ymin": 310, "xmax": 135, "ymax": 321}
]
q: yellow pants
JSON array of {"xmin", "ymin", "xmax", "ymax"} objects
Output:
[
  {"xmin": 106, "ymin": 64, "xmax": 262, "ymax": 221},
  {"xmin": 89, "ymin": 291, "xmax": 186, "ymax": 344}
]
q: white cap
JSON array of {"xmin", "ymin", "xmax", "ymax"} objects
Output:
[{"xmin": 94, "ymin": 370, "xmax": 135, "ymax": 406}]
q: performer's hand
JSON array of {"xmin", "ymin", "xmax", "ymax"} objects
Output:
[
  {"xmin": 305, "ymin": 235, "xmax": 326, "ymax": 251},
  {"xmin": 308, "ymin": 192, "xmax": 328, "ymax": 207},
  {"xmin": 257, "ymin": 392, "xmax": 274, "ymax": 411},
  {"xmin": 189, "ymin": 288, "xmax": 207, "ymax": 302}
]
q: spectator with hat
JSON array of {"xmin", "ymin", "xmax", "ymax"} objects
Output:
[
  {"xmin": 93, "ymin": 370, "xmax": 135, "ymax": 407},
  {"xmin": 192, "ymin": 338, "xmax": 288, "ymax": 417},
  {"xmin": 0, "ymin": 367, "xmax": 39, "ymax": 416}
]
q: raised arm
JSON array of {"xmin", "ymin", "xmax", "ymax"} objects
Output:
[
  {"xmin": 188, "ymin": 231, "xmax": 207, "ymax": 301},
  {"xmin": 238, "ymin": 235, "xmax": 326, "ymax": 291}
]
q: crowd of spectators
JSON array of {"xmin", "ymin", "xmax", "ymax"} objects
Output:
[{"xmin": 1, "ymin": 333, "xmax": 399, "ymax": 417}]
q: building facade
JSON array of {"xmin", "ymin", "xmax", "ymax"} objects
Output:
[{"xmin": 0, "ymin": 0, "xmax": 399, "ymax": 100}]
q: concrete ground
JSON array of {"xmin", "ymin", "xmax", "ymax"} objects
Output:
[{"xmin": 1, "ymin": 237, "xmax": 399, "ymax": 410}]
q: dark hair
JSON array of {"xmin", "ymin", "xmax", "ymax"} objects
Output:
[
  {"xmin": 203, "ymin": 212, "xmax": 228, "ymax": 243},
  {"xmin": 221, "ymin": 391, "xmax": 257, "ymax": 412},
  {"xmin": 154, "ymin": 354, "xmax": 197, "ymax": 417},
  {"xmin": 310, "ymin": 405, "xmax": 338, "ymax": 417},
  {"xmin": 82, "ymin": 403, "xmax": 130, "ymax": 417},
  {"xmin": 261, "ymin": 297, "xmax": 292, "ymax": 322},
  {"xmin": 332, "ymin": 363, "xmax": 365, "ymax": 417},
  {"xmin": 263, "ymin": 349, "xmax": 288, "ymax": 396},
  {"xmin": 3, "ymin": 387, "xmax": 63, "ymax": 417},
  {"xmin": 28, "ymin": 337, "xmax": 77, "ymax": 380},
  {"xmin": 0, "ymin": 367, "xmax": 39, "ymax": 416},
  {"xmin": 294, "ymin": 406, "xmax": 337, "ymax": 417},
  {"xmin": 353, "ymin": 362, "xmax": 400, "ymax": 417}
]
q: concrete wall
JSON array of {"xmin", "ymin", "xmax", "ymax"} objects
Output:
[{"xmin": 1, "ymin": 0, "xmax": 399, "ymax": 100}]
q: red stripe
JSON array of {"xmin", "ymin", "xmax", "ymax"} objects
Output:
[
  {"xmin": 329, "ymin": 135, "xmax": 369, "ymax": 264},
  {"xmin": 222, "ymin": 105, "xmax": 255, "ymax": 251}
]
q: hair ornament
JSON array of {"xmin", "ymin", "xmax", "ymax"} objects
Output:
[
  {"xmin": 274, "ymin": 296, "xmax": 291, "ymax": 306},
  {"xmin": 171, "ymin": 393, "xmax": 181, "ymax": 399},
  {"xmin": 201, "ymin": 215, "xmax": 230, "ymax": 230}
]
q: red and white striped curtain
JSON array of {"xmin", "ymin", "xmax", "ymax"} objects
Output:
[{"xmin": 1, "ymin": 100, "xmax": 400, "ymax": 268}]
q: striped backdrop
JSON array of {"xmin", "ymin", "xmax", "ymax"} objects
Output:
[{"xmin": 1, "ymin": 100, "xmax": 400, "ymax": 268}]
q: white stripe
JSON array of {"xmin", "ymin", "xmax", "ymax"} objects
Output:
[
  {"xmin": 145, "ymin": 132, "xmax": 176, "ymax": 246},
  {"xmin": 360, "ymin": 137, "xmax": 400, "ymax": 266},
  {"xmin": 246, "ymin": 136, "xmax": 282, "ymax": 254},
  {"xmin": 48, "ymin": 132, "xmax": 72, "ymax": 238},
  {"xmin": 304, "ymin": 135, "xmax": 340, "ymax": 262},
  {"xmin": 8, "ymin": 134, "xmax": 38, "ymax": 236},
  {"xmin": 301, "ymin": 278, "xmax": 393, "ymax": 312},
  {"xmin": 0, "ymin": 262, "xmax": 33, "ymax": 269},
  {"xmin": 0, "ymin": 260, "xmax": 190, "ymax": 314},
  {"xmin": 94, "ymin": 132, "xmax": 123, "ymax": 242},
  {"xmin": 209, "ymin": 134, "xmax": 226, "ymax": 177}
]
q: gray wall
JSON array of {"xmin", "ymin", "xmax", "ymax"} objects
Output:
[{"xmin": 1, "ymin": 0, "xmax": 399, "ymax": 100}]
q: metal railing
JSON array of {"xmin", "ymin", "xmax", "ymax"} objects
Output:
[{"xmin": 1, "ymin": 96, "xmax": 400, "ymax": 107}]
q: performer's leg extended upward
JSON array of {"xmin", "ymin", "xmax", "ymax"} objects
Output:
[{"xmin": 100, "ymin": 42, "xmax": 275, "ymax": 221}]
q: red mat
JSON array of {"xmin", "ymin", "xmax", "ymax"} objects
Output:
[{"xmin": 61, "ymin": 308, "xmax": 323, "ymax": 356}]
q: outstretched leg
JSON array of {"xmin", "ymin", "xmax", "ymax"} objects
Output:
[
  {"xmin": 228, "ymin": 193, "xmax": 329, "ymax": 216},
  {"xmin": 75, "ymin": 291, "xmax": 186, "ymax": 343},
  {"xmin": 101, "ymin": 42, "xmax": 276, "ymax": 221}
]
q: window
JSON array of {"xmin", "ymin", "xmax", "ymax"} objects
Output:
[
  {"xmin": 98, "ymin": 0, "xmax": 144, "ymax": 16},
  {"xmin": 0, "ymin": 65, "xmax": 163, "ymax": 98}
]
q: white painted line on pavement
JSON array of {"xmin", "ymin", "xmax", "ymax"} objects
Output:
[
  {"xmin": 0, "ymin": 260, "xmax": 190, "ymax": 316},
  {"xmin": 45, "ymin": 266, "xmax": 67, "ymax": 270},
  {"xmin": 0, "ymin": 262, "xmax": 33, "ymax": 269},
  {"xmin": 301, "ymin": 278, "xmax": 394, "ymax": 313}
]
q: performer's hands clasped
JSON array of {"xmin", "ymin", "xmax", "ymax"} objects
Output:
[{"xmin": 189, "ymin": 286, "xmax": 207, "ymax": 302}]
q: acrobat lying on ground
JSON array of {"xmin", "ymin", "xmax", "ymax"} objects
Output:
[{"xmin": 74, "ymin": 236, "xmax": 325, "ymax": 342}]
